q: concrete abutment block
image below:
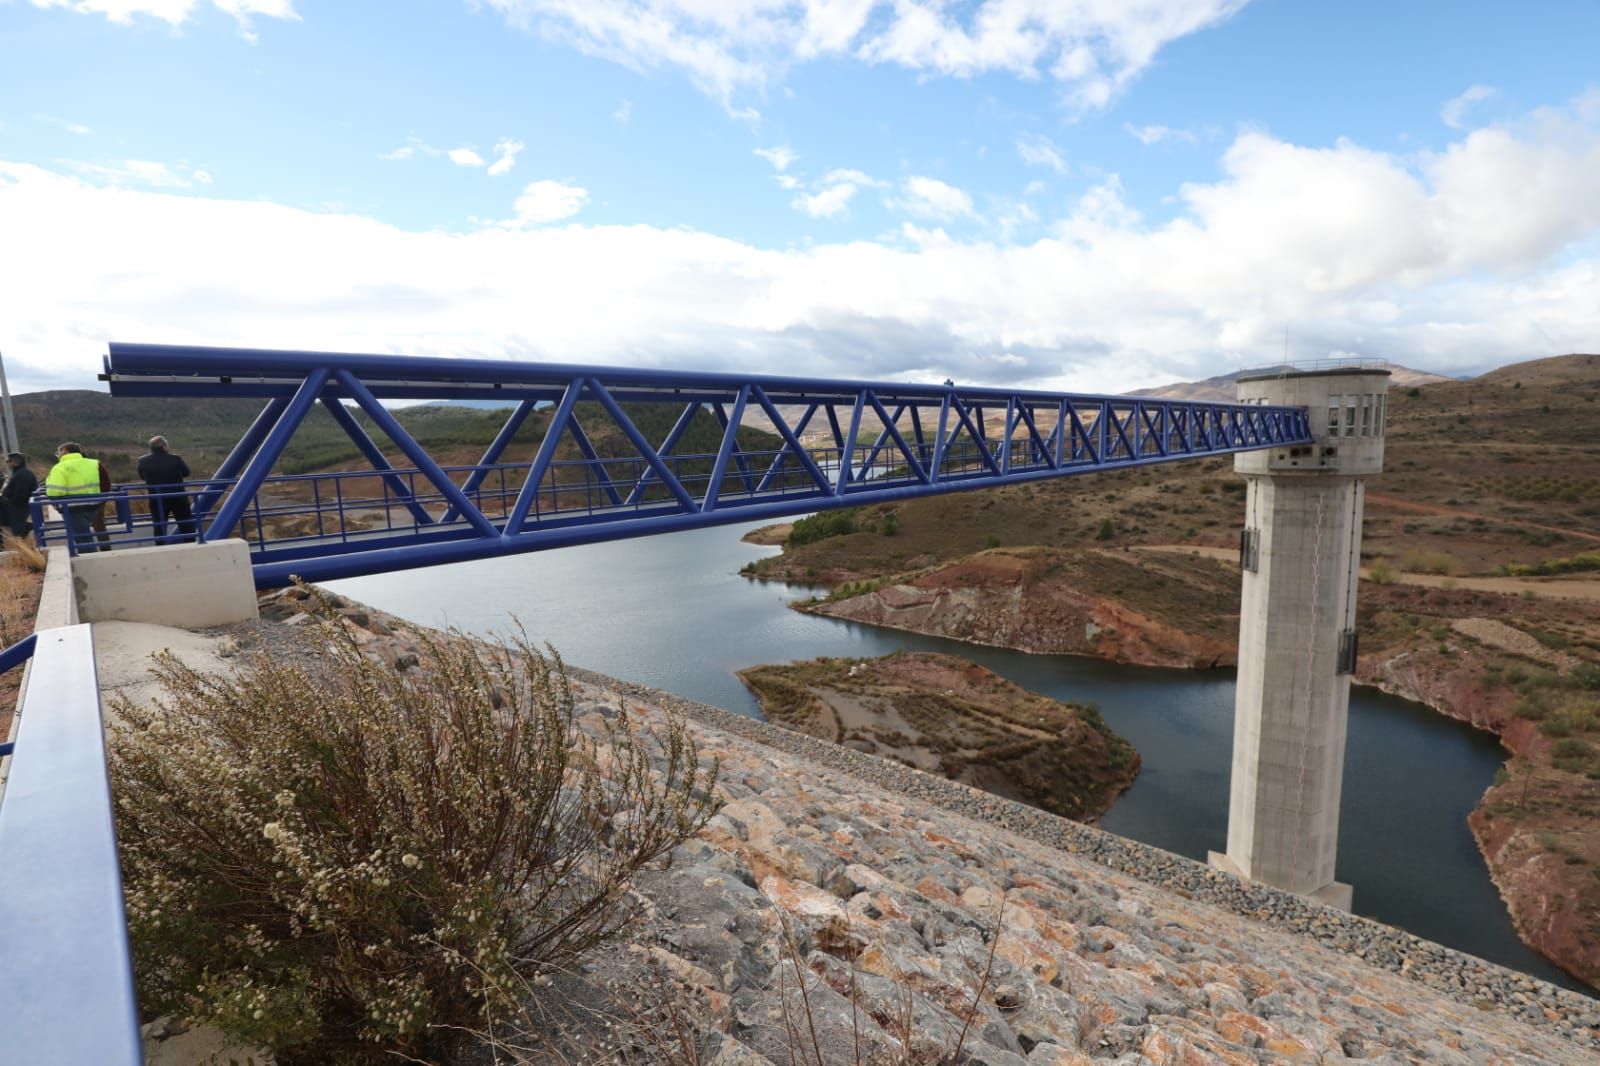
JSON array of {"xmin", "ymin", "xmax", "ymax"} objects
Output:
[{"xmin": 70, "ymin": 540, "xmax": 258, "ymax": 628}]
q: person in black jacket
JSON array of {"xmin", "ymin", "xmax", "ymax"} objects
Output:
[
  {"xmin": 137, "ymin": 436, "xmax": 198, "ymax": 544},
  {"xmin": 0, "ymin": 452, "xmax": 39, "ymax": 537}
]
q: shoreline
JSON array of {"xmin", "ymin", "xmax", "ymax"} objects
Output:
[
  {"xmin": 746, "ymin": 560, "xmax": 1600, "ymax": 990},
  {"xmin": 736, "ymin": 651, "xmax": 1141, "ymax": 824}
]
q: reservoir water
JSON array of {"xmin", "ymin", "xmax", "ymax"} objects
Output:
[{"xmin": 330, "ymin": 519, "xmax": 1582, "ymax": 992}]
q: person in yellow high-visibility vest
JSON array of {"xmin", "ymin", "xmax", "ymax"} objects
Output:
[{"xmin": 44, "ymin": 441, "xmax": 104, "ymax": 552}]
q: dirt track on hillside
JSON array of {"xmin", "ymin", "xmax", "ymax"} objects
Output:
[{"xmin": 1131, "ymin": 545, "xmax": 1600, "ymax": 603}]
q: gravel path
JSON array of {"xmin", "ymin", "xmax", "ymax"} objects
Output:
[{"xmin": 1451, "ymin": 617, "xmax": 1581, "ymax": 670}]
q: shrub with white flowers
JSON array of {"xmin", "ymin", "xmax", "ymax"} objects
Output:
[{"xmin": 110, "ymin": 589, "xmax": 719, "ymax": 1064}]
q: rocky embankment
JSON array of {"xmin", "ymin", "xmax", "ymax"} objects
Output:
[
  {"xmin": 738, "ymin": 651, "xmax": 1139, "ymax": 821},
  {"xmin": 796, "ymin": 547, "xmax": 1236, "ymax": 669},
  {"xmin": 1354, "ymin": 585, "xmax": 1600, "ymax": 994},
  {"xmin": 754, "ymin": 543, "xmax": 1600, "ymax": 991},
  {"xmin": 218, "ymin": 590, "xmax": 1598, "ymax": 1062}
]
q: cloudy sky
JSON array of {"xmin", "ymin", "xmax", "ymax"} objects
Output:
[{"xmin": 2, "ymin": 0, "xmax": 1599, "ymax": 396}]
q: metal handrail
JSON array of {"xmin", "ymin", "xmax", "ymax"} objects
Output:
[
  {"xmin": 0, "ymin": 634, "xmax": 34, "ymax": 758},
  {"xmin": 1239, "ymin": 357, "xmax": 1390, "ymax": 375},
  {"xmin": 32, "ymin": 402, "xmax": 1310, "ymax": 571},
  {"xmin": 0, "ymin": 625, "xmax": 143, "ymax": 1064}
]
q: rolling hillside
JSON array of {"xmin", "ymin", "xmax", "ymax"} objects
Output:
[{"xmin": 10, "ymin": 391, "xmax": 784, "ymax": 488}]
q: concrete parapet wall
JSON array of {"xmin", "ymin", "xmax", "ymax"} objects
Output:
[
  {"xmin": 5, "ymin": 549, "xmax": 82, "ymax": 804},
  {"xmin": 71, "ymin": 541, "xmax": 258, "ymax": 629},
  {"xmin": 35, "ymin": 548, "xmax": 79, "ymax": 630}
]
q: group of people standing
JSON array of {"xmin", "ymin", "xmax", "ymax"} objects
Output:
[{"xmin": 0, "ymin": 437, "xmax": 197, "ymax": 549}]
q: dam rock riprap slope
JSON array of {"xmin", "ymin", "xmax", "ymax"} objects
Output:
[{"xmin": 235, "ymin": 594, "xmax": 1600, "ymax": 1063}]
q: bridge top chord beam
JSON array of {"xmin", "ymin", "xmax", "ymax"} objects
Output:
[{"xmin": 105, "ymin": 343, "xmax": 1294, "ymax": 410}]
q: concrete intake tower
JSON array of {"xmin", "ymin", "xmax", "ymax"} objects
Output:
[{"xmin": 1210, "ymin": 365, "xmax": 1390, "ymax": 910}]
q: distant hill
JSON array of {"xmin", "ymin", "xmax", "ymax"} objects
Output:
[
  {"xmin": 10, "ymin": 390, "xmax": 540, "ymax": 483},
  {"xmin": 1477, "ymin": 353, "xmax": 1600, "ymax": 387},
  {"xmin": 11, "ymin": 389, "xmax": 781, "ymax": 485},
  {"xmin": 1131, "ymin": 363, "xmax": 1452, "ymax": 402}
]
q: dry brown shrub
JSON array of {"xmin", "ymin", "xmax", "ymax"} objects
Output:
[
  {"xmin": 0, "ymin": 535, "xmax": 44, "ymax": 650},
  {"xmin": 2, "ymin": 531, "xmax": 47, "ymax": 574},
  {"xmin": 0, "ymin": 536, "xmax": 46, "ymax": 736},
  {"xmin": 1399, "ymin": 548, "xmax": 1458, "ymax": 576},
  {"xmin": 109, "ymin": 594, "xmax": 720, "ymax": 1064}
]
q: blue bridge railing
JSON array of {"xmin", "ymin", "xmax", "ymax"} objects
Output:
[{"xmin": 0, "ymin": 626, "xmax": 143, "ymax": 1064}]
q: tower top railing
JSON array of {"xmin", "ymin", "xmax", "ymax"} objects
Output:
[{"xmin": 1237, "ymin": 357, "xmax": 1391, "ymax": 377}]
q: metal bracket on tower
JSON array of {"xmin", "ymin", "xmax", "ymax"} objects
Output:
[
  {"xmin": 1337, "ymin": 628, "xmax": 1359, "ymax": 675},
  {"xmin": 1239, "ymin": 527, "xmax": 1260, "ymax": 572}
]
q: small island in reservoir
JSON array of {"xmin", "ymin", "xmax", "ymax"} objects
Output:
[{"xmin": 738, "ymin": 649, "xmax": 1139, "ymax": 821}]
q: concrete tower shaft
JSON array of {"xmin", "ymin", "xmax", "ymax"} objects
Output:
[{"xmin": 1209, "ymin": 366, "xmax": 1389, "ymax": 911}]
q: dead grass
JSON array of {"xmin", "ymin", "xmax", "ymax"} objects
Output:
[{"xmin": 0, "ymin": 535, "xmax": 46, "ymax": 741}]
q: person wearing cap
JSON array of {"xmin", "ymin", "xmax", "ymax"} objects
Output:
[
  {"xmin": 44, "ymin": 442, "xmax": 103, "ymax": 551},
  {"xmin": 0, "ymin": 452, "xmax": 38, "ymax": 537},
  {"xmin": 137, "ymin": 435, "xmax": 197, "ymax": 544}
]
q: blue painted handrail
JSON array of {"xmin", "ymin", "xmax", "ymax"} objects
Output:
[
  {"xmin": 0, "ymin": 634, "xmax": 34, "ymax": 758},
  {"xmin": 0, "ymin": 625, "xmax": 143, "ymax": 1065}
]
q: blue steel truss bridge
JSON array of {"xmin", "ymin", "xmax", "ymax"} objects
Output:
[{"xmin": 35, "ymin": 343, "xmax": 1315, "ymax": 585}]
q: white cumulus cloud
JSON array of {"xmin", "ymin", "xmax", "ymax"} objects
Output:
[
  {"xmin": 70, "ymin": 158, "xmax": 213, "ymax": 188},
  {"xmin": 30, "ymin": 0, "xmax": 298, "ymax": 29},
  {"xmin": 487, "ymin": 139, "xmax": 525, "ymax": 177},
  {"xmin": 755, "ymin": 145, "xmax": 798, "ymax": 171},
  {"xmin": 1442, "ymin": 84, "xmax": 1497, "ymax": 130},
  {"xmin": 892, "ymin": 176, "xmax": 974, "ymax": 220},
  {"xmin": 789, "ymin": 168, "xmax": 885, "ymax": 218},
  {"xmin": 1126, "ymin": 123, "xmax": 1197, "ymax": 145},
  {"xmin": 1017, "ymin": 134, "xmax": 1068, "ymax": 174},
  {"xmin": 385, "ymin": 138, "xmax": 524, "ymax": 175},
  {"xmin": 38, "ymin": 114, "xmax": 94, "ymax": 135},
  {"xmin": 483, "ymin": 0, "xmax": 1250, "ymax": 113},
  {"xmin": 793, "ymin": 182, "xmax": 856, "ymax": 218},
  {"xmin": 509, "ymin": 179, "xmax": 590, "ymax": 225},
  {"xmin": 5, "ymin": 94, "xmax": 1600, "ymax": 396}
]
